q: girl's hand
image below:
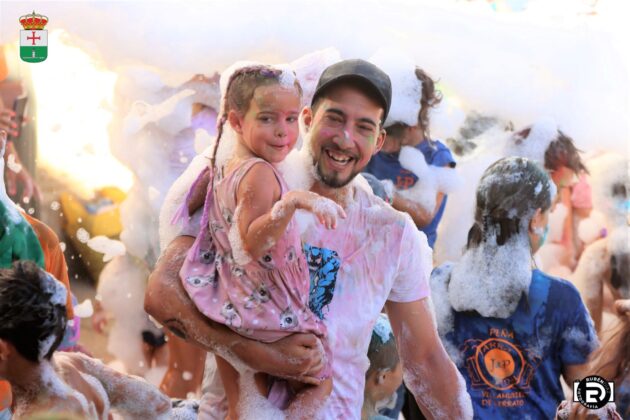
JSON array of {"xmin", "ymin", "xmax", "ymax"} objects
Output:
[{"xmin": 285, "ymin": 191, "xmax": 346, "ymax": 229}]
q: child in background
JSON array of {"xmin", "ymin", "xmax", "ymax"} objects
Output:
[
  {"xmin": 363, "ymin": 314, "xmax": 403, "ymax": 420},
  {"xmin": 510, "ymin": 124, "xmax": 590, "ymax": 272},
  {"xmin": 363, "ymin": 60, "xmax": 455, "ymax": 249},
  {"xmin": 543, "ymin": 131, "xmax": 590, "ymax": 269},
  {"xmin": 179, "ymin": 64, "xmax": 344, "ymax": 418},
  {"xmin": 0, "ymin": 129, "xmax": 78, "ymax": 417},
  {"xmin": 0, "ymin": 261, "xmax": 170, "ymax": 419}
]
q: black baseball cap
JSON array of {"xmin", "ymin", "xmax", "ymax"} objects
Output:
[{"xmin": 311, "ymin": 59, "xmax": 392, "ymax": 122}]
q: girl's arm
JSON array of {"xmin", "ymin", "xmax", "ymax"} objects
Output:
[{"xmin": 237, "ymin": 162, "xmax": 344, "ymax": 260}]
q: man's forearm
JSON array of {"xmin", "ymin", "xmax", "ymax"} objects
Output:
[
  {"xmin": 144, "ymin": 235, "xmax": 251, "ymax": 368},
  {"xmin": 403, "ymin": 349, "xmax": 472, "ymax": 420},
  {"xmin": 145, "ymin": 235, "xmax": 325, "ymax": 383},
  {"xmin": 387, "ymin": 299, "xmax": 473, "ymax": 419}
]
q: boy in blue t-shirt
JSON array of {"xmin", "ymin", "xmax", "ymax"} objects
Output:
[{"xmin": 363, "ymin": 67, "xmax": 455, "ymax": 248}]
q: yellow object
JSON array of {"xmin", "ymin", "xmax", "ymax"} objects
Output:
[{"xmin": 60, "ymin": 187, "xmax": 126, "ymax": 282}]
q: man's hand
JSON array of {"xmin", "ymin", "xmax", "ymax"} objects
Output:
[
  {"xmin": 3, "ymin": 137, "xmax": 43, "ymax": 205},
  {"xmin": 0, "ymin": 108, "xmax": 18, "ymax": 138},
  {"xmin": 239, "ymin": 333, "xmax": 325, "ymax": 385}
]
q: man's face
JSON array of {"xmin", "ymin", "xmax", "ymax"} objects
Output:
[{"xmin": 303, "ymin": 85, "xmax": 385, "ymax": 188}]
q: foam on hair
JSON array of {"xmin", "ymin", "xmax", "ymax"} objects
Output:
[
  {"xmin": 0, "ymin": 261, "xmax": 67, "ymax": 362},
  {"xmin": 366, "ymin": 314, "xmax": 399, "ymax": 377}
]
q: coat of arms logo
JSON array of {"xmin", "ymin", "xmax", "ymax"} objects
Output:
[{"xmin": 20, "ymin": 11, "xmax": 48, "ymax": 63}]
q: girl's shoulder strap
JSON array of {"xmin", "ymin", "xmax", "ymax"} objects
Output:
[{"xmin": 228, "ymin": 157, "xmax": 287, "ymax": 194}]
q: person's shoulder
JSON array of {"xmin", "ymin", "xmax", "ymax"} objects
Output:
[
  {"xmin": 21, "ymin": 211, "xmax": 59, "ymax": 249},
  {"xmin": 533, "ymin": 269, "xmax": 582, "ymax": 305}
]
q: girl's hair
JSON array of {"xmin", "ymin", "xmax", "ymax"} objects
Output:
[
  {"xmin": 366, "ymin": 317, "xmax": 399, "ymax": 377},
  {"xmin": 515, "ymin": 126, "xmax": 588, "ymax": 175},
  {"xmin": 467, "ymin": 157, "xmax": 554, "ymax": 249},
  {"xmin": 0, "ymin": 261, "xmax": 67, "ymax": 362},
  {"xmin": 384, "ymin": 67, "xmax": 442, "ymax": 143},
  {"xmin": 415, "ymin": 68, "xmax": 442, "ymax": 142},
  {"xmin": 544, "ymin": 130, "xmax": 588, "ymax": 174},
  {"xmin": 210, "ymin": 65, "xmax": 303, "ymax": 167}
]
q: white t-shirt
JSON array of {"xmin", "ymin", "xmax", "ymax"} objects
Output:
[
  {"xmin": 163, "ymin": 164, "xmax": 432, "ymax": 419},
  {"xmin": 297, "ymin": 184, "xmax": 431, "ymax": 419}
]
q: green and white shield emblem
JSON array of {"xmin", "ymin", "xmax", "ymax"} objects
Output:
[{"xmin": 20, "ymin": 30, "xmax": 48, "ymax": 63}]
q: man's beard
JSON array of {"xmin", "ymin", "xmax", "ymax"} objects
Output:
[{"xmin": 314, "ymin": 159, "xmax": 360, "ymax": 188}]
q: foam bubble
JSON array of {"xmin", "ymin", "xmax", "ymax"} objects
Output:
[
  {"xmin": 369, "ymin": 48, "xmax": 423, "ymax": 127},
  {"xmin": 373, "ymin": 313, "xmax": 394, "ymax": 344}
]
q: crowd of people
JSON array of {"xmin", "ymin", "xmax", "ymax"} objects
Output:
[{"xmin": 0, "ymin": 47, "xmax": 628, "ymax": 420}]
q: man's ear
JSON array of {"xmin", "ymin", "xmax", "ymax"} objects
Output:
[
  {"xmin": 301, "ymin": 106, "xmax": 313, "ymax": 132},
  {"xmin": 227, "ymin": 110, "xmax": 244, "ymax": 135},
  {"xmin": 374, "ymin": 127, "xmax": 387, "ymax": 154}
]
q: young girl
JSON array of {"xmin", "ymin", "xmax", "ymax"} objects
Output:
[
  {"xmin": 431, "ymin": 157, "xmax": 598, "ymax": 419},
  {"xmin": 179, "ymin": 64, "xmax": 344, "ymax": 418}
]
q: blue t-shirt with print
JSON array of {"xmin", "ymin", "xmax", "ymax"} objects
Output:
[
  {"xmin": 438, "ymin": 268, "xmax": 597, "ymax": 420},
  {"xmin": 365, "ymin": 140, "xmax": 455, "ymax": 247}
]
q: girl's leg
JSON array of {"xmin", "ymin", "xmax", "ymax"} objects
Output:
[
  {"xmin": 216, "ymin": 355, "xmax": 242, "ymax": 419},
  {"xmin": 159, "ymin": 331, "xmax": 205, "ymax": 398},
  {"xmin": 284, "ymin": 377, "xmax": 333, "ymax": 420}
]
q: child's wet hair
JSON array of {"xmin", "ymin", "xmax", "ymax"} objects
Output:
[
  {"xmin": 385, "ymin": 67, "xmax": 442, "ymax": 142},
  {"xmin": 366, "ymin": 316, "xmax": 399, "ymax": 377},
  {"xmin": 211, "ymin": 65, "xmax": 303, "ymax": 166},
  {"xmin": 544, "ymin": 130, "xmax": 588, "ymax": 174},
  {"xmin": 467, "ymin": 157, "xmax": 555, "ymax": 249},
  {"xmin": 0, "ymin": 261, "xmax": 67, "ymax": 362},
  {"xmin": 515, "ymin": 126, "xmax": 588, "ymax": 175}
]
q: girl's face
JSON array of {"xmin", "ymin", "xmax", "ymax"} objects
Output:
[
  {"xmin": 550, "ymin": 165, "xmax": 577, "ymax": 189},
  {"xmin": 233, "ymin": 84, "xmax": 301, "ymax": 164}
]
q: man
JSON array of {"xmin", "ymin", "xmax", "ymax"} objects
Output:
[{"xmin": 145, "ymin": 59, "xmax": 472, "ymax": 419}]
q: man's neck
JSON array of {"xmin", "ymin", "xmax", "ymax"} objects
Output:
[{"xmin": 310, "ymin": 181, "xmax": 353, "ymax": 207}]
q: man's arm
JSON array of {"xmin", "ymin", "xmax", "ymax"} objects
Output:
[
  {"xmin": 144, "ymin": 235, "xmax": 324, "ymax": 383},
  {"xmin": 386, "ymin": 298, "xmax": 473, "ymax": 420}
]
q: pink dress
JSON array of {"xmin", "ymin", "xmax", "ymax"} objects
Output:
[{"xmin": 180, "ymin": 158, "xmax": 330, "ymax": 374}]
